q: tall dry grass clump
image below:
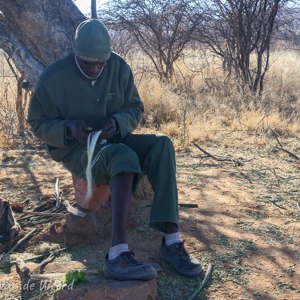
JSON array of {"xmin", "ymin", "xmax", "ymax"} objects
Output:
[{"xmin": 137, "ymin": 76, "xmax": 179, "ymax": 126}]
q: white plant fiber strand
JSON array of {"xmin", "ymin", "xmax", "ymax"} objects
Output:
[{"xmin": 85, "ymin": 131, "xmax": 106, "ymax": 202}]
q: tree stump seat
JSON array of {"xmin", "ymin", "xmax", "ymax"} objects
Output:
[
  {"xmin": 71, "ymin": 173, "xmax": 111, "ymax": 213},
  {"xmin": 64, "ymin": 174, "xmax": 111, "ymax": 236},
  {"xmin": 65, "ymin": 174, "xmax": 153, "ymax": 236}
]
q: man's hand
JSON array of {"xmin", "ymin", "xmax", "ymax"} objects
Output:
[
  {"xmin": 66, "ymin": 120, "xmax": 93, "ymax": 145},
  {"xmin": 100, "ymin": 117, "xmax": 119, "ymax": 139}
]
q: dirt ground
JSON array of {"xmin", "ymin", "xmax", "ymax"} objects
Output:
[{"xmin": 0, "ymin": 130, "xmax": 299, "ymax": 300}]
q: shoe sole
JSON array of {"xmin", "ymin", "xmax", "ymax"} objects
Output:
[
  {"xmin": 103, "ymin": 273, "xmax": 157, "ymax": 281},
  {"xmin": 144, "ymin": 262, "xmax": 161, "ymax": 272}
]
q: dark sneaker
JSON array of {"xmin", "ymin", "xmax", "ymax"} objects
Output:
[
  {"xmin": 160, "ymin": 237, "xmax": 203, "ymax": 277},
  {"xmin": 103, "ymin": 251, "xmax": 157, "ymax": 280},
  {"xmin": 144, "ymin": 262, "xmax": 162, "ymax": 272}
]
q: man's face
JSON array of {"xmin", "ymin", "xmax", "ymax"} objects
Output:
[{"xmin": 76, "ymin": 57, "xmax": 106, "ymax": 79}]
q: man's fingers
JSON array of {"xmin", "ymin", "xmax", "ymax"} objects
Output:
[
  {"xmin": 100, "ymin": 128, "xmax": 115, "ymax": 139},
  {"xmin": 101, "ymin": 123, "xmax": 115, "ymax": 132},
  {"xmin": 75, "ymin": 128, "xmax": 90, "ymax": 144}
]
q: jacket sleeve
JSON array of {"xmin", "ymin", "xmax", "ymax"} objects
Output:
[
  {"xmin": 28, "ymin": 84, "xmax": 69, "ymax": 148},
  {"xmin": 111, "ymin": 68, "xmax": 144, "ymax": 139}
]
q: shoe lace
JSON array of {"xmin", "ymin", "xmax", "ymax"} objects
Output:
[
  {"xmin": 176, "ymin": 240, "xmax": 190, "ymax": 258},
  {"xmin": 123, "ymin": 250, "xmax": 142, "ymax": 266}
]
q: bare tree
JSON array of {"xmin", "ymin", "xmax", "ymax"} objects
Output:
[
  {"xmin": 275, "ymin": 5, "xmax": 300, "ymax": 49},
  {"xmin": 101, "ymin": 0, "xmax": 203, "ymax": 82},
  {"xmin": 196, "ymin": 0, "xmax": 289, "ymax": 94},
  {"xmin": 110, "ymin": 30, "xmax": 137, "ymax": 58}
]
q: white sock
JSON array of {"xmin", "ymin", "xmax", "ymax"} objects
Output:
[
  {"xmin": 108, "ymin": 243, "xmax": 129, "ymax": 260},
  {"xmin": 165, "ymin": 232, "xmax": 181, "ymax": 246}
]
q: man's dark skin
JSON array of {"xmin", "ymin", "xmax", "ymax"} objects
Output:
[
  {"xmin": 69, "ymin": 58, "xmax": 179, "ymax": 247},
  {"xmin": 112, "ymin": 172, "xmax": 178, "ymax": 246}
]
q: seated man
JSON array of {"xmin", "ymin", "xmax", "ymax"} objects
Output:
[{"xmin": 28, "ymin": 19, "xmax": 202, "ymax": 280}]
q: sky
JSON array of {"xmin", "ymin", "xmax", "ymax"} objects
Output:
[{"xmin": 74, "ymin": 0, "xmax": 105, "ymax": 15}]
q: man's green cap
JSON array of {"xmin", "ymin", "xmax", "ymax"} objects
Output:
[{"xmin": 73, "ymin": 19, "xmax": 112, "ymax": 62}]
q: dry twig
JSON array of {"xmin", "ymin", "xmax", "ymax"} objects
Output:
[
  {"xmin": 188, "ymin": 263, "xmax": 213, "ymax": 300},
  {"xmin": 0, "ymin": 228, "xmax": 38, "ymax": 264},
  {"xmin": 193, "ymin": 143, "xmax": 243, "ymax": 166},
  {"xmin": 4, "ymin": 248, "xmax": 67, "ymax": 267},
  {"xmin": 33, "ymin": 253, "xmax": 56, "ymax": 274},
  {"xmin": 269, "ymin": 200, "xmax": 288, "ymax": 211},
  {"xmin": 271, "ymin": 130, "xmax": 300, "ymax": 161},
  {"xmin": 18, "ymin": 211, "xmax": 65, "ymax": 217}
]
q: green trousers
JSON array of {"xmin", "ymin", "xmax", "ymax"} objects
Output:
[{"xmin": 63, "ymin": 133, "xmax": 179, "ymax": 233}]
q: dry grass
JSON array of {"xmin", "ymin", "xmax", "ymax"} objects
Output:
[
  {"xmin": 133, "ymin": 49, "xmax": 300, "ymax": 147},
  {"xmin": 137, "ymin": 76, "xmax": 179, "ymax": 126}
]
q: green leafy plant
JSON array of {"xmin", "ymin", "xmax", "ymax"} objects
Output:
[{"xmin": 64, "ymin": 270, "xmax": 86, "ymax": 285}]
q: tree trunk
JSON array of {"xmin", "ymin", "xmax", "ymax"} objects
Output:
[
  {"xmin": 0, "ymin": 0, "xmax": 85, "ymax": 90},
  {"xmin": 91, "ymin": 0, "xmax": 97, "ymax": 19}
]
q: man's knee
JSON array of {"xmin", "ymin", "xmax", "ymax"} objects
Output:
[
  {"xmin": 109, "ymin": 143, "xmax": 140, "ymax": 163},
  {"xmin": 105, "ymin": 143, "xmax": 141, "ymax": 173},
  {"xmin": 155, "ymin": 134, "xmax": 174, "ymax": 151}
]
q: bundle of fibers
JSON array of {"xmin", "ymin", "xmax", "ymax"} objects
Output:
[{"xmin": 84, "ymin": 131, "xmax": 106, "ymax": 202}]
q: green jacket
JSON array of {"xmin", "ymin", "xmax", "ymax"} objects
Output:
[{"xmin": 28, "ymin": 52, "xmax": 144, "ymax": 162}]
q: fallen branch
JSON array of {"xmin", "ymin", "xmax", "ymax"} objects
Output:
[
  {"xmin": 6, "ymin": 228, "xmax": 38, "ymax": 255},
  {"xmin": 0, "ymin": 228, "xmax": 38, "ymax": 264},
  {"xmin": 271, "ymin": 129, "xmax": 283, "ymax": 147},
  {"xmin": 271, "ymin": 130, "xmax": 300, "ymax": 161},
  {"xmin": 17, "ymin": 205, "xmax": 66, "ymax": 226},
  {"xmin": 275, "ymin": 146, "xmax": 300, "ymax": 160},
  {"xmin": 18, "ymin": 211, "xmax": 65, "ymax": 217},
  {"xmin": 193, "ymin": 143, "xmax": 243, "ymax": 166},
  {"xmin": 5, "ymin": 248, "xmax": 67, "ymax": 267},
  {"xmin": 235, "ymin": 169, "xmax": 253, "ymax": 184},
  {"xmin": 188, "ymin": 263, "xmax": 213, "ymax": 300},
  {"xmin": 32, "ymin": 199, "xmax": 56, "ymax": 212},
  {"xmin": 269, "ymin": 200, "xmax": 288, "ymax": 211},
  {"xmin": 17, "ymin": 200, "xmax": 62, "ymax": 223},
  {"xmin": 34, "ymin": 253, "xmax": 56, "ymax": 274}
]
